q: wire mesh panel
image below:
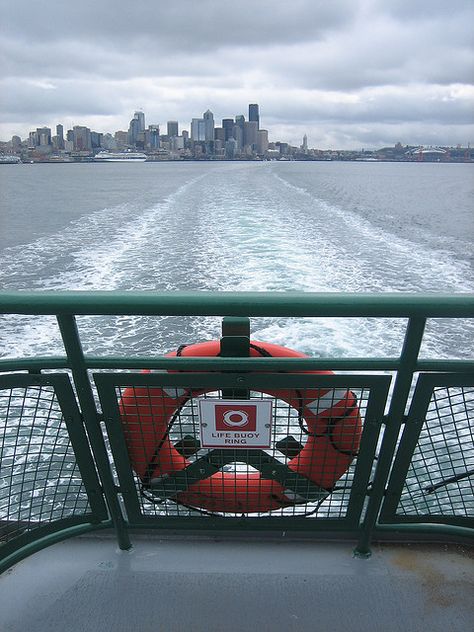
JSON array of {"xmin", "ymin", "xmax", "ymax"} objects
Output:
[
  {"xmin": 381, "ymin": 374, "xmax": 474, "ymax": 527},
  {"xmin": 96, "ymin": 372, "xmax": 390, "ymax": 529},
  {"xmin": 0, "ymin": 374, "xmax": 107, "ymax": 549}
]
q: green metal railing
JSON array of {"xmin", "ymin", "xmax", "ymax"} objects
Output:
[{"xmin": 0, "ymin": 291, "xmax": 473, "ymax": 572}]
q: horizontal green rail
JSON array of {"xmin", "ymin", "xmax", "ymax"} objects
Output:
[
  {"xmin": 1, "ymin": 290, "xmax": 474, "ymax": 317},
  {"xmin": 1, "ymin": 356, "xmax": 474, "ymax": 374}
]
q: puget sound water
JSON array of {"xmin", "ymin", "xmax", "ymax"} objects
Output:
[{"xmin": 0, "ymin": 160, "xmax": 473, "ymax": 360}]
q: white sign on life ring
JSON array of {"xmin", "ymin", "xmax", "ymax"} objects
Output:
[{"xmin": 199, "ymin": 399, "xmax": 273, "ymax": 449}]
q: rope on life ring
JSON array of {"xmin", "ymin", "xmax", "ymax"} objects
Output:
[{"xmin": 119, "ymin": 340, "xmax": 362, "ymax": 513}]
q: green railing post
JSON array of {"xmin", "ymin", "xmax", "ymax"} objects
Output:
[
  {"xmin": 354, "ymin": 316, "xmax": 427, "ymax": 557},
  {"xmin": 220, "ymin": 317, "xmax": 250, "ymax": 398},
  {"xmin": 56, "ymin": 315, "xmax": 132, "ymax": 550}
]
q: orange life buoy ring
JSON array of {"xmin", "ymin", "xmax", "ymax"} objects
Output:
[{"xmin": 119, "ymin": 340, "xmax": 361, "ymax": 513}]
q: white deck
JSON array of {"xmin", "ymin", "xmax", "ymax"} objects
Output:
[{"xmin": 1, "ymin": 535, "xmax": 472, "ymax": 632}]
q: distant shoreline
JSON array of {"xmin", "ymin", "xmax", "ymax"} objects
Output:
[{"xmin": 2, "ymin": 157, "xmax": 472, "ymax": 165}]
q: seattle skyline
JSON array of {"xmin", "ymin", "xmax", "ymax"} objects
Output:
[{"xmin": 4, "ymin": 102, "xmax": 470, "ymax": 163}]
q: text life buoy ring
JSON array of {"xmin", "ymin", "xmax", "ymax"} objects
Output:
[{"xmin": 119, "ymin": 340, "xmax": 361, "ymax": 513}]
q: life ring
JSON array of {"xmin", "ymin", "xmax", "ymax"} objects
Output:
[{"xmin": 119, "ymin": 340, "xmax": 361, "ymax": 513}]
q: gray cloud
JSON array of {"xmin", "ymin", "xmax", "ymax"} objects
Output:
[
  {"xmin": 1, "ymin": 0, "xmax": 473, "ymax": 148},
  {"xmin": 1, "ymin": 1, "xmax": 356, "ymax": 54}
]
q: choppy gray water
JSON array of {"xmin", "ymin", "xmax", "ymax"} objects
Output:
[{"xmin": 0, "ymin": 161, "xmax": 472, "ymax": 359}]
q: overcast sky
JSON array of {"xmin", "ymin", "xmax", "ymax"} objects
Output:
[{"xmin": 1, "ymin": 0, "xmax": 473, "ymax": 149}]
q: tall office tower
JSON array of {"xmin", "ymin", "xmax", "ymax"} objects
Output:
[
  {"xmin": 128, "ymin": 117, "xmax": 141, "ymax": 145},
  {"xmin": 72, "ymin": 126, "xmax": 92, "ymax": 151},
  {"xmin": 225, "ymin": 137, "xmax": 237, "ymax": 159},
  {"xmin": 257, "ymin": 129, "xmax": 269, "ymax": 154},
  {"xmin": 36, "ymin": 127, "xmax": 52, "ymax": 146},
  {"xmin": 248, "ymin": 104, "xmax": 259, "ymax": 129},
  {"xmin": 167, "ymin": 121, "xmax": 179, "ymax": 137},
  {"xmin": 191, "ymin": 118, "xmax": 206, "ymax": 141},
  {"xmin": 203, "ymin": 110, "xmax": 214, "ymax": 142},
  {"xmin": 56, "ymin": 124, "xmax": 64, "ymax": 149},
  {"xmin": 235, "ymin": 115, "xmax": 245, "ymax": 133},
  {"xmin": 214, "ymin": 127, "xmax": 225, "ymax": 142},
  {"xmin": 91, "ymin": 132, "xmax": 103, "ymax": 149},
  {"xmin": 243, "ymin": 121, "xmax": 258, "ymax": 149},
  {"xmin": 134, "ymin": 111, "xmax": 145, "ymax": 132},
  {"xmin": 28, "ymin": 131, "xmax": 37, "ymax": 148},
  {"xmin": 101, "ymin": 134, "xmax": 117, "ymax": 150},
  {"xmin": 222, "ymin": 118, "xmax": 234, "ymax": 141},
  {"xmin": 302, "ymin": 134, "xmax": 308, "ymax": 152},
  {"xmin": 233, "ymin": 124, "xmax": 243, "ymax": 150},
  {"xmin": 147, "ymin": 125, "xmax": 161, "ymax": 149}
]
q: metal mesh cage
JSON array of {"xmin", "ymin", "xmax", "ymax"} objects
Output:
[
  {"xmin": 0, "ymin": 385, "xmax": 91, "ymax": 544},
  {"xmin": 115, "ymin": 384, "xmax": 372, "ymax": 520},
  {"xmin": 396, "ymin": 386, "xmax": 474, "ymax": 518}
]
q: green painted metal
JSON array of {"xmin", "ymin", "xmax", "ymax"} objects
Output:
[
  {"xmin": 148, "ymin": 449, "xmax": 330, "ymax": 503},
  {"xmin": 355, "ymin": 317, "xmax": 427, "ymax": 555},
  {"xmin": 380, "ymin": 373, "xmax": 474, "ymax": 528},
  {"xmin": 56, "ymin": 315, "xmax": 131, "ymax": 551},
  {"xmin": 1, "ymin": 290, "xmax": 474, "ymax": 317},
  {"xmin": 0, "ymin": 374, "xmax": 108, "ymax": 541},
  {"xmin": 0, "ymin": 520, "xmax": 112, "ymax": 576},
  {"xmin": 0, "ymin": 291, "xmax": 473, "ymax": 571},
  {"xmin": 221, "ymin": 316, "xmax": 251, "ymax": 398},
  {"xmin": 1, "ymin": 356, "xmax": 474, "ymax": 375}
]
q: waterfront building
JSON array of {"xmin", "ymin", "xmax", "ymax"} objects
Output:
[
  {"xmin": 244, "ymin": 121, "xmax": 258, "ymax": 149},
  {"xmin": 225, "ymin": 137, "xmax": 237, "ymax": 159},
  {"xmin": 72, "ymin": 126, "xmax": 92, "ymax": 151},
  {"xmin": 146, "ymin": 125, "xmax": 160, "ymax": 150},
  {"xmin": 136, "ymin": 131, "xmax": 146, "ymax": 149},
  {"xmin": 101, "ymin": 134, "xmax": 117, "ymax": 150},
  {"xmin": 114, "ymin": 131, "xmax": 128, "ymax": 149},
  {"xmin": 214, "ymin": 139, "xmax": 224, "ymax": 154},
  {"xmin": 257, "ymin": 129, "xmax": 269, "ymax": 155},
  {"xmin": 11, "ymin": 136, "xmax": 21, "ymax": 152},
  {"xmin": 233, "ymin": 124, "xmax": 243, "ymax": 150},
  {"xmin": 56, "ymin": 124, "xmax": 64, "ymax": 149},
  {"xmin": 171, "ymin": 135, "xmax": 184, "ymax": 150},
  {"xmin": 91, "ymin": 132, "xmax": 102, "ymax": 149},
  {"xmin": 203, "ymin": 110, "xmax": 214, "ymax": 142},
  {"xmin": 167, "ymin": 121, "xmax": 178, "ymax": 137},
  {"xmin": 249, "ymin": 104, "xmax": 259, "ymax": 129},
  {"xmin": 36, "ymin": 127, "xmax": 52, "ymax": 146},
  {"xmin": 27, "ymin": 127, "xmax": 52, "ymax": 154}
]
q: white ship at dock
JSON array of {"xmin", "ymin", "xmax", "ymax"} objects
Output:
[{"xmin": 94, "ymin": 150, "xmax": 147, "ymax": 162}]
